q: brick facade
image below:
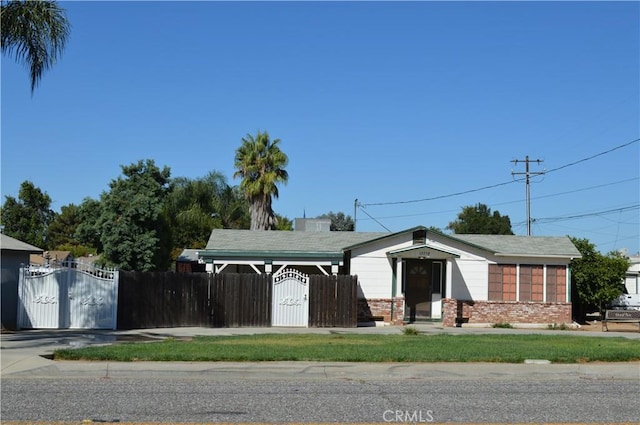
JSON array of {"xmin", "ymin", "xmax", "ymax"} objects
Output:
[
  {"xmin": 442, "ymin": 298, "xmax": 572, "ymax": 327},
  {"xmin": 358, "ymin": 297, "xmax": 405, "ymax": 325}
]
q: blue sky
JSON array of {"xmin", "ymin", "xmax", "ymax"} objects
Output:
[{"xmin": 2, "ymin": 1, "xmax": 638, "ymax": 255}]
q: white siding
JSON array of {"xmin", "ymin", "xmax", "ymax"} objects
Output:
[
  {"xmin": 625, "ymin": 274, "xmax": 639, "ymax": 295},
  {"xmin": 351, "ymin": 233, "xmax": 413, "ymax": 299},
  {"xmin": 625, "ymin": 256, "xmax": 640, "ymax": 295},
  {"xmin": 451, "ymin": 259, "xmax": 489, "ymax": 300}
]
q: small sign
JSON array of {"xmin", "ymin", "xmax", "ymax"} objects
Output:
[{"xmin": 606, "ymin": 310, "xmax": 640, "ymax": 320}]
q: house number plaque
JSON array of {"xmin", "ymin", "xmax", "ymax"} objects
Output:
[{"xmin": 279, "ymin": 296, "xmax": 301, "ymax": 306}]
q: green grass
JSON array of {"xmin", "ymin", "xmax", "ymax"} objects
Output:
[{"xmin": 53, "ymin": 333, "xmax": 640, "ymax": 363}]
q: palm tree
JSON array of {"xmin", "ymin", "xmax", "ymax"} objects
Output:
[
  {"xmin": 1, "ymin": 0, "xmax": 70, "ymax": 93},
  {"xmin": 234, "ymin": 131, "xmax": 289, "ymax": 230}
]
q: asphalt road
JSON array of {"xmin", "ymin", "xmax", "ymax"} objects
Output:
[
  {"xmin": 2, "ymin": 326, "xmax": 639, "ymax": 423},
  {"xmin": 2, "ymin": 374, "xmax": 639, "ymax": 423}
]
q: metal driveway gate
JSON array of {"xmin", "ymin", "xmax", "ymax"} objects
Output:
[
  {"xmin": 18, "ymin": 262, "xmax": 119, "ymax": 329},
  {"xmin": 271, "ymin": 268, "xmax": 309, "ymax": 327}
]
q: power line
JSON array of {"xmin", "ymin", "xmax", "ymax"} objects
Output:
[
  {"xmin": 359, "ymin": 138, "xmax": 639, "ymax": 208},
  {"xmin": 516, "ymin": 204, "xmax": 640, "ymax": 226},
  {"xmin": 545, "ymin": 138, "xmax": 639, "ymax": 174},
  {"xmin": 494, "ymin": 177, "xmax": 638, "ymax": 206},
  {"xmin": 361, "ymin": 179, "xmax": 517, "ymax": 207},
  {"xmin": 356, "ymin": 205, "xmax": 392, "ymax": 232},
  {"xmin": 356, "ymin": 177, "xmax": 639, "ymax": 222}
]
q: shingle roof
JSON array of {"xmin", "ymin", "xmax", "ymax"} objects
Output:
[
  {"xmin": 177, "ymin": 249, "xmax": 200, "ymax": 262},
  {"xmin": 446, "ymin": 234, "xmax": 581, "ymax": 258},
  {"xmin": 0, "ymin": 234, "xmax": 43, "ymax": 253},
  {"xmin": 30, "ymin": 251, "xmax": 73, "ymax": 265},
  {"xmin": 202, "ymin": 228, "xmax": 581, "ymax": 259},
  {"xmin": 204, "ymin": 229, "xmax": 390, "ymax": 254}
]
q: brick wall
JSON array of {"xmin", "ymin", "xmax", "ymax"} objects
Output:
[
  {"xmin": 442, "ymin": 298, "xmax": 572, "ymax": 327},
  {"xmin": 358, "ymin": 297, "xmax": 405, "ymax": 325}
]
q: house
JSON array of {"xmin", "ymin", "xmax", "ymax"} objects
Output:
[
  {"xmin": 611, "ymin": 254, "xmax": 640, "ymax": 309},
  {"xmin": 175, "ymin": 249, "xmax": 206, "ymax": 273},
  {"xmin": 29, "ymin": 250, "xmax": 73, "ymax": 267},
  {"xmin": 196, "ymin": 226, "xmax": 582, "ymax": 327},
  {"xmin": 1, "ymin": 234, "xmax": 43, "ymax": 329},
  {"xmin": 623, "ymin": 255, "xmax": 639, "ymax": 296}
]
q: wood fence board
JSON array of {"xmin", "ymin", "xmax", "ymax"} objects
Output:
[
  {"xmin": 118, "ymin": 271, "xmax": 356, "ymax": 329},
  {"xmin": 309, "ymin": 275, "xmax": 357, "ymax": 327}
]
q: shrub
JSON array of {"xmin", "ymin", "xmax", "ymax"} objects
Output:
[
  {"xmin": 547, "ymin": 323, "xmax": 570, "ymax": 331},
  {"xmin": 402, "ymin": 326, "xmax": 420, "ymax": 335},
  {"xmin": 492, "ymin": 322, "xmax": 513, "ymax": 328}
]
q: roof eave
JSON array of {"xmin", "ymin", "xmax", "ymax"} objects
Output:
[
  {"xmin": 343, "ymin": 226, "xmax": 427, "ymax": 250},
  {"xmin": 494, "ymin": 253, "xmax": 583, "ymax": 259},
  {"xmin": 426, "ymin": 230, "xmax": 493, "ymax": 253},
  {"xmin": 198, "ymin": 250, "xmax": 343, "ymax": 260},
  {"xmin": 387, "ymin": 243, "xmax": 461, "ymax": 258}
]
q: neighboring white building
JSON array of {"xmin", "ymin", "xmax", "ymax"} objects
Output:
[
  {"xmin": 196, "ymin": 226, "xmax": 581, "ymax": 326},
  {"xmin": 624, "ymin": 255, "xmax": 640, "ymax": 295}
]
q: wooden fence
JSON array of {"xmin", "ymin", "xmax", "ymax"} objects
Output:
[
  {"xmin": 309, "ymin": 274, "xmax": 358, "ymax": 327},
  {"xmin": 117, "ymin": 272, "xmax": 357, "ymax": 329}
]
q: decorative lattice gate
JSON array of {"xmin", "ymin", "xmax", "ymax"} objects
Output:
[
  {"xmin": 18, "ymin": 262, "xmax": 119, "ymax": 329},
  {"xmin": 271, "ymin": 268, "xmax": 309, "ymax": 327}
]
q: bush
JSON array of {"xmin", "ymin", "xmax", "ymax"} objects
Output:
[
  {"xmin": 492, "ymin": 322, "xmax": 513, "ymax": 328},
  {"xmin": 402, "ymin": 326, "xmax": 420, "ymax": 335},
  {"xmin": 547, "ymin": 323, "xmax": 570, "ymax": 331}
]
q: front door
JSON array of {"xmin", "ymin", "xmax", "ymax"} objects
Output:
[{"xmin": 404, "ymin": 259, "xmax": 431, "ymax": 322}]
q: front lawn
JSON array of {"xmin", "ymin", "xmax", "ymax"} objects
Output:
[{"xmin": 53, "ymin": 333, "xmax": 640, "ymax": 363}]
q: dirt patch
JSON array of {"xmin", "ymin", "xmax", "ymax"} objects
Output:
[
  {"xmin": 114, "ymin": 334, "xmax": 193, "ymax": 343},
  {"xmin": 578, "ymin": 320, "xmax": 640, "ymax": 333}
]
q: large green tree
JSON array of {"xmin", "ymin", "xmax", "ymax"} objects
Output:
[
  {"xmin": 74, "ymin": 197, "xmax": 103, "ymax": 253},
  {"xmin": 274, "ymin": 214, "xmax": 293, "ymax": 231},
  {"xmin": 570, "ymin": 237, "xmax": 630, "ymax": 321},
  {"xmin": 1, "ymin": 0, "xmax": 70, "ymax": 93},
  {"xmin": 317, "ymin": 211, "xmax": 355, "ymax": 231},
  {"xmin": 96, "ymin": 159, "xmax": 172, "ymax": 271},
  {"xmin": 0, "ymin": 180, "xmax": 55, "ymax": 248},
  {"xmin": 216, "ymin": 185, "xmax": 250, "ymax": 230},
  {"xmin": 165, "ymin": 172, "xmax": 249, "ymax": 253},
  {"xmin": 47, "ymin": 203, "xmax": 80, "ymax": 248},
  {"xmin": 47, "ymin": 203, "xmax": 96, "ymax": 257},
  {"xmin": 447, "ymin": 203, "xmax": 514, "ymax": 235},
  {"xmin": 234, "ymin": 131, "xmax": 289, "ymax": 230}
]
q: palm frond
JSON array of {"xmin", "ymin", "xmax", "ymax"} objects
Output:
[{"xmin": 1, "ymin": 0, "xmax": 70, "ymax": 92}]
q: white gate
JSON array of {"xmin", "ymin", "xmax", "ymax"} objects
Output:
[
  {"xmin": 271, "ymin": 268, "xmax": 309, "ymax": 327},
  {"xmin": 18, "ymin": 262, "xmax": 119, "ymax": 329}
]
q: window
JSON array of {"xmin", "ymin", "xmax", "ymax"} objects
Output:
[
  {"xmin": 546, "ymin": 265, "xmax": 567, "ymax": 302},
  {"xmin": 488, "ymin": 264, "xmax": 516, "ymax": 301},
  {"xmin": 519, "ymin": 265, "xmax": 543, "ymax": 301}
]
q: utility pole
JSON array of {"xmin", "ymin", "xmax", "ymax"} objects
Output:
[
  {"xmin": 354, "ymin": 199, "xmax": 359, "ymax": 231},
  {"xmin": 511, "ymin": 156, "xmax": 545, "ymax": 236}
]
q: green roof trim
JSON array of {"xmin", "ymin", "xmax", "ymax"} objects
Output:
[
  {"xmin": 343, "ymin": 226, "xmax": 426, "ymax": 250},
  {"xmin": 198, "ymin": 249, "xmax": 343, "ymax": 260}
]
